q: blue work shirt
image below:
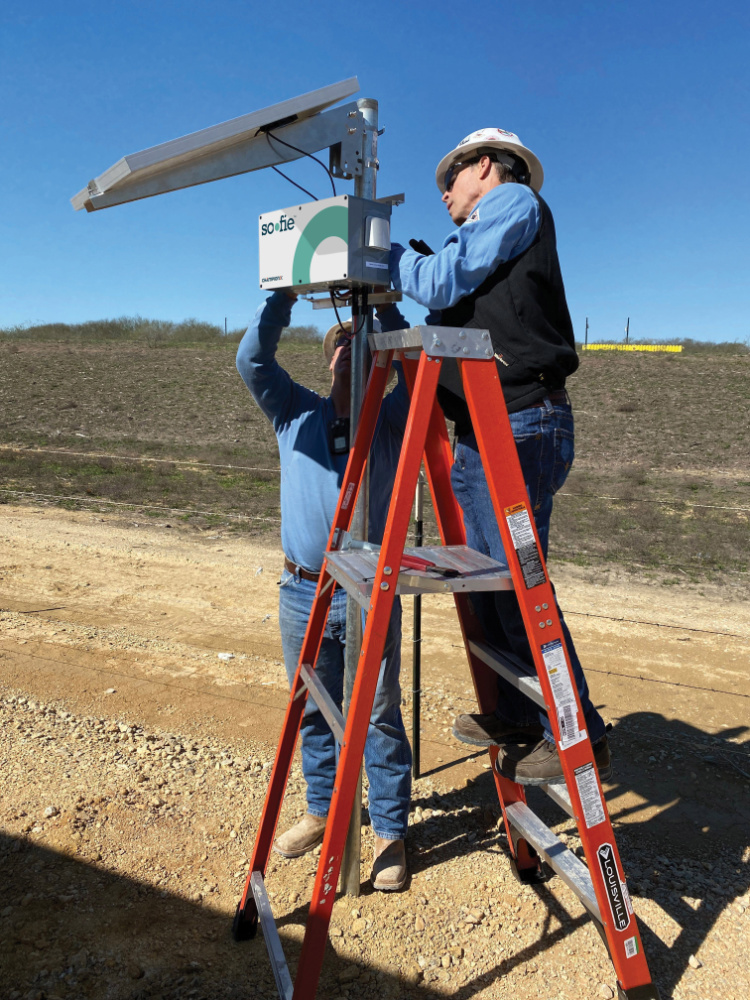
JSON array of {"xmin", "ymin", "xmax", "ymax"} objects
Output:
[
  {"xmin": 389, "ymin": 183, "xmax": 540, "ymax": 310},
  {"xmin": 236, "ymin": 292, "xmax": 410, "ymax": 573}
]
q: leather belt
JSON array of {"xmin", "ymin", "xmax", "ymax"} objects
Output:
[
  {"xmin": 529, "ymin": 389, "xmax": 569, "ymax": 408},
  {"xmin": 284, "ymin": 557, "xmax": 321, "ymax": 582}
]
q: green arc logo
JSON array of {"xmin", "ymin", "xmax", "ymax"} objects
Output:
[{"xmin": 292, "ymin": 206, "xmax": 348, "ymax": 285}]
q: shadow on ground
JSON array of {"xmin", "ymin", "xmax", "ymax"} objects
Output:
[{"xmin": 397, "ymin": 711, "xmax": 750, "ymax": 999}]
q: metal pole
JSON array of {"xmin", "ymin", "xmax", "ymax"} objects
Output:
[
  {"xmin": 625, "ymin": 317, "xmax": 630, "ymax": 344},
  {"xmin": 412, "ymin": 470, "xmax": 425, "ymax": 779},
  {"xmin": 341, "ymin": 98, "xmax": 379, "ymax": 897},
  {"xmin": 584, "ymin": 316, "xmax": 589, "ymax": 349}
]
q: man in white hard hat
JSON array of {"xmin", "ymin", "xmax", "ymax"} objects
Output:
[
  {"xmin": 387, "ymin": 128, "xmax": 610, "ymax": 786},
  {"xmin": 236, "ymin": 292, "xmax": 412, "ymax": 890}
]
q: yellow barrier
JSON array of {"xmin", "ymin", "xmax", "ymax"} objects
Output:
[{"xmin": 582, "ymin": 344, "xmax": 683, "ymax": 353}]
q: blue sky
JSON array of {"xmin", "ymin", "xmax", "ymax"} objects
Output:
[{"xmin": 1, "ymin": 0, "xmax": 748, "ymax": 342}]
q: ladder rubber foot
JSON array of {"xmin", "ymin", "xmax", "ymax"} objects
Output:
[
  {"xmin": 617, "ymin": 984, "xmax": 661, "ymax": 1000},
  {"xmin": 232, "ymin": 902, "xmax": 258, "ymax": 941},
  {"xmin": 509, "ymin": 856, "xmax": 552, "ymax": 885}
]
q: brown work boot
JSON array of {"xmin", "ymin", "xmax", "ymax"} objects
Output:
[
  {"xmin": 371, "ymin": 835, "xmax": 407, "ymax": 892},
  {"xmin": 495, "ymin": 736, "xmax": 612, "ymax": 786},
  {"xmin": 452, "ymin": 712, "xmax": 544, "ymax": 747},
  {"xmin": 272, "ymin": 813, "xmax": 327, "ymax": 858}
]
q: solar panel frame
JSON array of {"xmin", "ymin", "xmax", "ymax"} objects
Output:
[{"xmin": 71, "ymin": 77, "xmax": 359, "ymax": 211}]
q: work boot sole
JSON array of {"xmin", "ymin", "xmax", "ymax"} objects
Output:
[
  {"xmin": 514, "ymin": 760, "xmax": 613, "ymax": 787},
  {"xmin": 372, "ymin": 870, "xmax": 408, "ymax": 892},
  {"xmin": 497, "ymin": 751, "xmax": 612, "ymax": 787},
  {"xmin": 451, "ymin": 724, "xmax": 544, "ymax": 748}
]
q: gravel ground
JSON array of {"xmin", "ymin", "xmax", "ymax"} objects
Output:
[
  {"xmin": 1, "ymin": 508, "xmax": 748, "ymax": 1000},
  {"xmin": 2, "ymin": 689, "xmax": 748, "ymax": 1000}
]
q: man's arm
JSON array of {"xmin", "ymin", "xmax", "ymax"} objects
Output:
[
  {"xmin": 389, "ymin": 184, "xmax": 540, "ymax": 311},
  {"xmin": 236, "ymin": 292, "xmax": 312, "ymax": 428}
]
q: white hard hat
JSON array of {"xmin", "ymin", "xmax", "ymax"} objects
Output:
[{"xmin": 436, "ymin": 128, "xmax": 544, "ymax": 193}]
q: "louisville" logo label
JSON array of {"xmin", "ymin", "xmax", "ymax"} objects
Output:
[{"xmin": 597, "ymin": 844, "xmax": 631, "ymax": 931}]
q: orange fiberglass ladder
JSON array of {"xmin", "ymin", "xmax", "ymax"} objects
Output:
[{"xmin": 232, "ymin": 324, "xmax": 660, "ymax": 1000}]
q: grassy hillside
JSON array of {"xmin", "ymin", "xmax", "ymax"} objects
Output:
[{"xmin": 1, "ymin": 334, "xmax": 747, "ymax": 592}]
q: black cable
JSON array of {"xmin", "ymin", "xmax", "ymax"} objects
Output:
[
  {"xmin": 331, "ymin": 296, "xmax": 348, "ymax": 340},
  {"xmin": 333, "ymin": 287, "xmax": 366, "ymax": 337},
  {"xmin": 264, "ymin": 129, "xmax": 337, "ymax": 198},
  {"xmin": 269, "ymin": 164, "xmax": 317, "ymax": 202}
]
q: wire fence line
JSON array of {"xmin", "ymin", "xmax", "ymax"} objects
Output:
[
  {"xmin": 0, "ymin": 488, "xmax": 281, "ymax": 524},
  {"xmin": 1, "ymin": 446, "xmax": 748, "ymax": 512},
  {"xmin": 0, "ymin": 444, "xmax": 281, "ymax": 475}
]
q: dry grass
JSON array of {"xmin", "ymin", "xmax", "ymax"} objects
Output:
[{"xmin": 1, "ymin": 338, "xmax": 747, "ymax": 592}]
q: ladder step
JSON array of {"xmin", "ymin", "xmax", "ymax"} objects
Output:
[
  {"xmin": 250, "ymin": 871, "xmax": 294, "ymax": 1000},
  {"xmin": 325, "ymin": 545, "xmax": 513, "ymax": 606},
  {"xmin": 540, "ymin": 781, "xmax": 574, "ymax": 817},
  {"xmin": 469, "ymin": 639, "xmax": 545, "ymax": 707},
  {"xmin": 505, "ymin": 801, "xmax": 601, "ymax": 924},
  {"xmin": 299, "ymin": 663, "xmax": 346, "ymax": 744}
]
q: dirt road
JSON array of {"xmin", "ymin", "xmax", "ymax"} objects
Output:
[{"xmin": 1, "ymin": 505, "xmax": 748, "ymax": 1000}]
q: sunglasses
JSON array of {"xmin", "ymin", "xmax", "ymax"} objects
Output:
[{"xmin": 444, "ymin": 156, "xmax": 481, "ymax": 192}]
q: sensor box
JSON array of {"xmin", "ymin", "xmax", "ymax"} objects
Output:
[{"xmin": 258, "ymin": 194, "xmax": 391, "ymax": 293}]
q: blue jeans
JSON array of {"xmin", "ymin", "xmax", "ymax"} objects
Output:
[
  {"xmin": 278, "ymin": 568, "xmax": 412, "ymax": 840},
  {"xmin": 450, "ymin": 397, "xmax": 606, "ymax": 744}
]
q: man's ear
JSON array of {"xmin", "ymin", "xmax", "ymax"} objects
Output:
[{"xmin": 477, "ymin": 155, "xmax": 494, "ymax": 181}]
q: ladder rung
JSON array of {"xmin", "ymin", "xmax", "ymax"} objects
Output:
[
  {"xmin": 299, "ymin": 663, "xmax": 346, "ymax": 744},
  {"xmin": 468, "ymin": 639, "xmax": 545, "ymax": 708},
  {"xmin": 325, "ymin": 545, "xmax": 513, "ymax": 605},
  {"xmin": 250, "ymin": 871, "xmax": 294, "ymax": 1000},
  {"xmin": 541, "ymin": 780, "xmax": 574, "ymax": 817},
  {"xmin": 505, "ymin": 801, "xmax": 601, "ymax": 923}
]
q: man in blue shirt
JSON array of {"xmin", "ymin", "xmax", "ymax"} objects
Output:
[
  {"xmin": 389, "ymin": 128, "xmax": 610, "ymax": 786},
  {"xmin": 236, "ymin": 291, "xmax": 412, "ymax": 890}
]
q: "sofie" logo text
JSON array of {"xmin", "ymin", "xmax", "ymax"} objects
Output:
[{"xmin": 260, "ymin": 214, "xmax": 295, "ymax": 236}]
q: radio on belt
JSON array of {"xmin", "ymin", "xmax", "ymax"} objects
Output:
[{"xmin": 258, "ymin": 194, "xmax": 391, "ymax": 293}]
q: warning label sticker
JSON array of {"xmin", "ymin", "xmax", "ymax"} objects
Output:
[
  {"xmin": 541, "ymin": 639, "xmax": 586, "ymax": 749},
  {"xmin": 574, "ymin": 761, "xmax": 606, "ymax": 828},
  {"xmin": 504, "ymin": 502, "xmax": 546, "ymax": 589}
]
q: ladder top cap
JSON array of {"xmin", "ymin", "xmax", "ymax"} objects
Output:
[{"xmin": 368, "ymin": 326, "xmax": 493, "ymax": 358}]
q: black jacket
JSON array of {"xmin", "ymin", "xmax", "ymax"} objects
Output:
[{"xmin": 437, "ymin": 192, "xmax": 578, "ymax": 435}]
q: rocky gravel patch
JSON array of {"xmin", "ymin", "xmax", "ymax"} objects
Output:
[{"xmin": 1, "ymin": 688, "xmax": 748, "ymax": 1000}]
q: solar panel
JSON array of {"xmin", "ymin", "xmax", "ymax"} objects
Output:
[{"xmin": 71, "ymin": 77, "xmax": 359, "ymax": 212}]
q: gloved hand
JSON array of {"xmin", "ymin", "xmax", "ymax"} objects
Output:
[{"xmin": 408, "ymin": 238, "xmax": 435, "ymax": 256}]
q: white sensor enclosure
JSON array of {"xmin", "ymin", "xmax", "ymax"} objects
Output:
[{"xmin": 259, "ymin": 195, "xmax": 391, "ymax": 293}]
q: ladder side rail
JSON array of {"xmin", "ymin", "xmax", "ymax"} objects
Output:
[
  {"xmin": 292, "ymin": 352, "xmax": 443, "ymax": 1000},
  {"xmin": 235, "ymin": 351, "xmax": 394, "ymax": 935},
  {"xmin": 460, "ymin": 358, "xmax": 654, "ymax": 991}
]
